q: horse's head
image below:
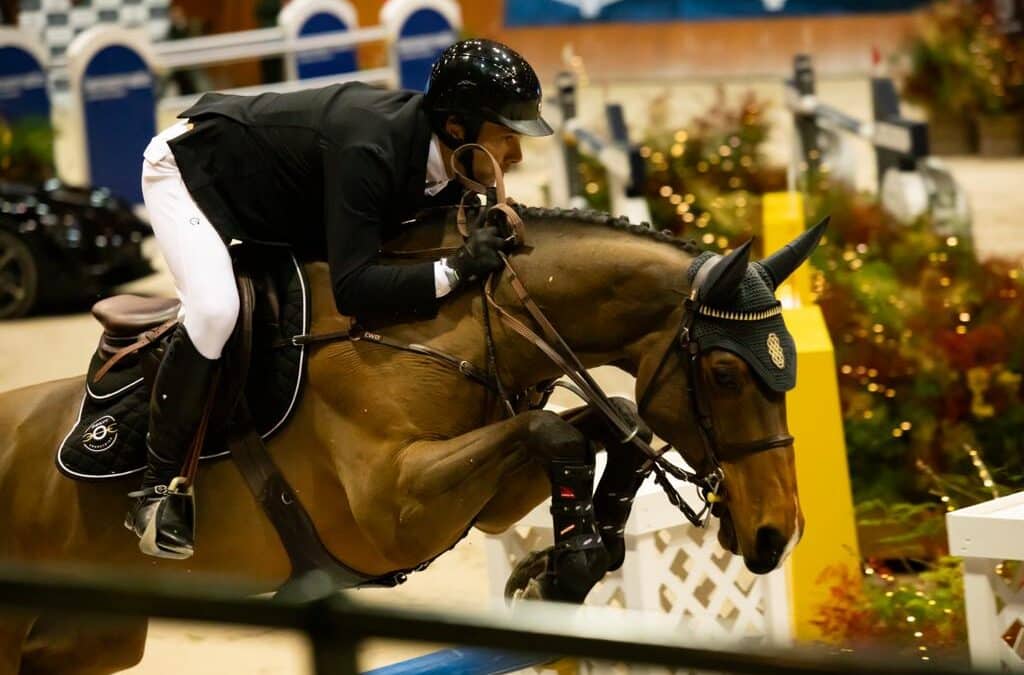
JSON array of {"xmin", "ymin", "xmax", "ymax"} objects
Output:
[{"xmin": 632, "ymin": 219, "xmax": 827, "ymax": 574}]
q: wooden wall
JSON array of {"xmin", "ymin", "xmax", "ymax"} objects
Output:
[
  {"xmin": 172, "ymin": 0, "xmax": 265, "ymax": 87},
  {"xmin": 166, "ymin": 0, "xmax": 920, "ymax": 87}
]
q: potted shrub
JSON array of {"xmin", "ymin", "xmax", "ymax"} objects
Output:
[
  {"xmin": 901, "ymin": 0, "xmax": 980, "ymax": 155},
  {"xmin": 966, "ymin": 13, "xmax": 1024, "ymax": 156}
]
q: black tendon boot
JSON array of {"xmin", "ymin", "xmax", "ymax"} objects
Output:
[
  {"xmin": 541, "ymin": 450, "xmax": 610, "ymax": 603},
  {"xmin": 593, "ymin": 447, "xmax": 652, "ymax": 571},
  {"xmin": 125, "ymin": 325, "xmax": 218, "ymax": 559}
]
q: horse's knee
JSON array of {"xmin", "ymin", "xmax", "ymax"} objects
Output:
[{"xmin": 524, "ymin": 410, "xmax": 588, "ymax": 462}]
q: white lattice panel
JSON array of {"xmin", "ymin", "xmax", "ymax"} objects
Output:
[
  {"xmin": 948, "ymin": 492, "xmax": 1024, "ymax": 671},
  {"xmin": 486, "ymin": 457, "xmax": 792, "ymax": 647},
  {"xmin": 490, "ymin": 518, "xmax": 785, "ymax": 644}
]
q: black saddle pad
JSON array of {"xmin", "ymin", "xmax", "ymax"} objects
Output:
[{"xmin": 56, "ymin": 250, "xmax": 310, "ymax": 481}]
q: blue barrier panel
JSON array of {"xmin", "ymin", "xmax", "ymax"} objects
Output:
[
  {"xmin": 505, "ymin": 0, "xmax": 928, "ymax": 26},
  {"xmin": 382, "ymin": 0, "xmax": 460, "ymax": 91},
  {"xmin": 297, "ymin": 12, "xmax": 358, "ymax": 79},
  {"xmin": 363, "ymin": 647, "xmax": 549, "ymax": 675},
  {"xmin": 0, "ymin": 35, "xmax": 50, "ymax": 123},
  {"xmin": 74, "ymin": 32, "xmax": 156, "ymax": 204}
]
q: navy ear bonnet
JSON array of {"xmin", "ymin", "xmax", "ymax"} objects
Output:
[{"xmin": 687, "ymin": 251, "xmax": 796, "ymax": 393}]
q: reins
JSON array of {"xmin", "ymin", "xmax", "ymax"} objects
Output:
[{"xmin": 286, "ymin": 144, "xmax": 791, "ymax": 528}]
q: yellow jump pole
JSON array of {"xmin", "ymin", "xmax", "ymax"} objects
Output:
[{"xmin": 762, "ymin": 192, "xmax": 861, "ymax": 641}]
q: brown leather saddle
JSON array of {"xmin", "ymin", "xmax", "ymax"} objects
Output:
[
  {"xmin": 57, "ymin": 246, "xmax": 308, "ymax": 479},
  {"xmin": 89, "ymin": 245, "xmax": 302, "ymax": 427}
]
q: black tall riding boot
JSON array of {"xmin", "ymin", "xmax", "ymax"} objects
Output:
[{"xmin": 125, "ymin": 325, "xmax": 218, "ymax": 559}]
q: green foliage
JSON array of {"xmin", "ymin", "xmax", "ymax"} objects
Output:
[
  {"xmin": 0, "ymin": 116, "xmax": 55, "ymax": 183},
  {"xmin": 573, "ymin": 86, "xmax": 1024, "ymax": 522},
  {"xmin": 809, "ymin": 184, "xmax": 1024, "ymax": 507},
  {"xmin": 575, "ymin": 87, "xmax": 785, "ymax": 252},
  {"xmin": 813, "ymin": 557, "xmax": 968, "ymax": 660},
  {"xmin": 901, "ymin": 0, "xmax": 1024, "ymax": 114},
  {"xmin": 568, "ymin": 57, "xmax": 1024, "ymax": 659}
]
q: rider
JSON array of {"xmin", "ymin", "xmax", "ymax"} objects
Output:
[{"xmin": 126, "ymin": 39, "xmax": 553, "ymax": 559}]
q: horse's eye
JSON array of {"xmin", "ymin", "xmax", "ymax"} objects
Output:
[{"xmin": 712, "ymin": 368, "xmax": 740, "ymax": 389}]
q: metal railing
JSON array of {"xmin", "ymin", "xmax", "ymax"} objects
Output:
[
  {"xmin": 0, "ymin": 561, "xmax": 993, "ymax": 675},
  {"xmin": 152, "ymin": 25, "xmax": 389, "ymax": 71}
]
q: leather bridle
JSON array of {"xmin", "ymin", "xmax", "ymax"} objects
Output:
[
  {"xmin": 290, "ymin": 144, "xmax": 795, "ymax": 529},
  {"xmin": 630, "ymin": 291, "xmax": 795, "ymax": 524}
]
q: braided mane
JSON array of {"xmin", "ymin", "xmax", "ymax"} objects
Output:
[
  {"xmin": 415, "ymin": 202, "xmax": 702, "ymax": 255},
  {"xmin": 512, "ymin": 205, "xmax": 703, "ymax": 256}
]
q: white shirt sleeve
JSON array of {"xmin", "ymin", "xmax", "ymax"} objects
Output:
[{"xmin": 433, "ymin": 259, "xmax": 454, "ymax": 298}]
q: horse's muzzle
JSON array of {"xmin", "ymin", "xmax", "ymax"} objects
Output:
[{"xmin": 743, "ymin": 525, "xmax": 788, "ymax": 574}]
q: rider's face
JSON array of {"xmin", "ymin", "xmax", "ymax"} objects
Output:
[{"xmin": 446, "ymin": 119, "xmax": 523, "ymax": 184}]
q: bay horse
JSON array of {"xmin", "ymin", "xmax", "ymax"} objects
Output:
[{"xmin": 0, "ymin": 203, "xmax": 819, "ymax": 674}]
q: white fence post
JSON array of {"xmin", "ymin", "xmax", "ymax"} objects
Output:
[{"xmin": 948, "ymin": 491, "xmax": 1024, "ymax": 671}]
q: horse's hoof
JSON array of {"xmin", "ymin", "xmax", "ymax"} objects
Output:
[{"xmin": 504, "ymin": 547, "xmax": 552, "ymax": 603}]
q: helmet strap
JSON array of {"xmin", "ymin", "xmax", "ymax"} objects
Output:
[{"xmin": 437, "ymin": 114, "xmax": 483, "ymax": 182}]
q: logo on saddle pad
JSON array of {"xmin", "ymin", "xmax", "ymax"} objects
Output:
[{"xmin": 82, "ymin": 415, "xmax": 119, "ymax": 453}]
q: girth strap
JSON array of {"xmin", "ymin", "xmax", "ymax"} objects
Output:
[{"xmin": 227, "ymin": 400, "xmax": 405, "ymax": 598}]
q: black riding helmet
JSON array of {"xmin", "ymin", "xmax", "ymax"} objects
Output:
[{"xmin": 425, "ymin": 39, "xmax": 553, "ymax": 146}]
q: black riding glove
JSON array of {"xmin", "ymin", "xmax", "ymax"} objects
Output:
[{"xmin": 447, "ymin": 226, "xmax": 504, "ymax": 286}]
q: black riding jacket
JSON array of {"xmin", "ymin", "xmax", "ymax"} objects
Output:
[{"xmin": 167, "ymin": 83, "xmax": 463, "ymax": 319}]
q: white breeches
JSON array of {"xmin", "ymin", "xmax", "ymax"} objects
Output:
[{"xmin": 141, "ymin": 121, "xmax": 239, "ymax": 360}]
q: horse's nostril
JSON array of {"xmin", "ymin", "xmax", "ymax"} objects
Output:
[{"xmin": 755, "ymin": 526, "xmax": 787, "ymax": 563}]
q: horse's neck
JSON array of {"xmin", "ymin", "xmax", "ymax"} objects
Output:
[
  {"xmin": 486, "ymin": 220, "xmax": 694, "ymax": 387},
  {"xmin": 301, "ymin": 214, "xmax": 695, "ymax": 390}
]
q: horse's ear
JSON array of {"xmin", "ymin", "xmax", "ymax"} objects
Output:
[
  {"xmin": 758, "ymin": 216, "xmax": 829, "ymax": 289},
  {"xmin": 697, "ymin": 239, "xmax": 752, "ymax": 306}
]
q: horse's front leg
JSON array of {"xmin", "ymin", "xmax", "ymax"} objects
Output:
[
  {"xmin": 560, "ymin": 398, "xmax": 653, "ymax": 571},
  {"xmin": 381, "ymin": 409, "xmax": 609, "ymax": 603}
]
